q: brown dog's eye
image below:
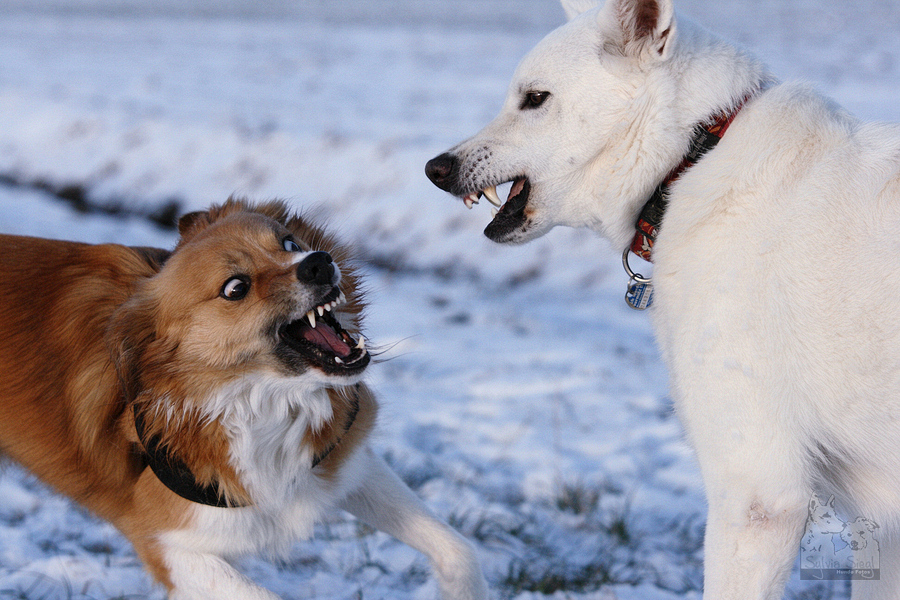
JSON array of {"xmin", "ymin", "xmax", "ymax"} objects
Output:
[
  {"xmin": 283, "ymin": 238, "xmax": 301, "ymax": 252},
  {"xmin": 520, "ymin": 91, "xmax": 550, "ymax": 110},
  {"xmin": 221, "ymin": 276, "xmax": 250, "ymax": 301}
]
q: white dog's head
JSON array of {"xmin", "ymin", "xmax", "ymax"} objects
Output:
[
  {"xmin": 426, "ymin": 0, "xmax": 680, "ymax": 247},
  {"xmin": 426, "ymin": 0, "xmax": 764, "ymax": 249}
]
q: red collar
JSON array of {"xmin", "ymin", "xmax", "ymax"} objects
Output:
[{"xmin": 628, "ymin": 97, "xmax": 751, "ymax": 262}]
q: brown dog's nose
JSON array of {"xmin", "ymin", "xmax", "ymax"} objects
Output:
[
  {"xmin": 425, "ymin": 152, "xmax": 458, "ymax": 192},
  {"xmin": 296, "ymin": 252, "xmax": 334, "ymax": 285}
]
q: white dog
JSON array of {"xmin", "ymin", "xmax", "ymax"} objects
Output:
[{"xmin": 425, "ymin": 0, "xmax": 900, "ymax": 598}]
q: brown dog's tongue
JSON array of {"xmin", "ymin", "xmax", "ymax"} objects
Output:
[{"xmin": 302, "ymin": 323, "xmax": 351, "ymax": 357}]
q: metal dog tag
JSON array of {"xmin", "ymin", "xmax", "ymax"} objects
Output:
[{"xmin": 625, "ymin": 280, "xmax": 653, "ymax": 310}]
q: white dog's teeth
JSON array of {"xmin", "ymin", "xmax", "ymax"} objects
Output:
[
  {"xmin": 483, "ymin": 186, "xmax": 502, "ymax": 207},
  {"xmin": 464, "ymin": 196, "xmax": 475, "ymax": 209},
  {"xmin": 491, "ymin": 208, "xmax": 499, "ymax": 218},
  {"xmin": 306, "ymin": 311, "xmax": 316, "ymax": 328},
  {"xmin": 317, "ymin": 305, "xmax": 325, "ymax": 317},
  {"xmin": 334, "ymin": 356, "xmax": 344, "ymax": 364},
  {"xmin": 355, "ymin": 335, "xmax": 366, "ymax": 350}
]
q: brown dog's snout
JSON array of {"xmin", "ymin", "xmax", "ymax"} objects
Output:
[
  {"xmin": 425, "ymin": 152, "xmax": 459, "ymax": 192},
  {"xmin": 296, "ymin": 251, "xmax": 334, "ymax": 286}
]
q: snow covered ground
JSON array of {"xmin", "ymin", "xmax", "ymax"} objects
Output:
[{"xmin": 0, "ymin": 0, "xmax": 897, "ymax": 598}]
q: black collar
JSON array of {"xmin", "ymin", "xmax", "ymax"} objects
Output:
[
  {"xmin": 134, "ymin": 405, "xmax": 241, "ymax": 507},
  {"xmin": 133, "ymin": 388, "xmax": 361, "ymax": 508}
]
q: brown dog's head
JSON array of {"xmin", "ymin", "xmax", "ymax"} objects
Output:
[
  {"xmin": 112, "ymin": 198, "xmax": 369, "ymax": 406},
  {"xmin": 106, "ymin": 199, "xmax": 374, "ymax": 504}
]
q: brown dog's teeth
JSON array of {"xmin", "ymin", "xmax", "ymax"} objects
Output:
[{"xmin": 355, "ymin": 336, "xmax": 366, "ymax": 350}]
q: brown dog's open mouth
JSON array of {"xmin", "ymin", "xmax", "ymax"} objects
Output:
[
  {"xmin": 463, "ymin": 177, "xmax": 531, "ymax": 242},
  {"xmin": 279, "ymin": 287, "xmax": 369, "ymax": 375}
]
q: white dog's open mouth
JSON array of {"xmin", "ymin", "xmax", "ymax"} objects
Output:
[
  {"xmin": 463, "ymin": 177, "xmax": 531, "ymax": 242},
  {"xmin": 279, "ymin": 286, "xmax": 369, "ymax": 375}
]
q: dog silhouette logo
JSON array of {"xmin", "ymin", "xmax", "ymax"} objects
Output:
[{"xmin": 800, "ymin": 494, "xmax": 880, "ymax": 580}]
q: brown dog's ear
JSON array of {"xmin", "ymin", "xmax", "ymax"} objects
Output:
[
  {"xmin": 176, "ymin": 198, "xmax": 259, "ymax": 246},
  {"xmin": 177, "ymin": 210, "xmax": 213, "ymax": 242}
]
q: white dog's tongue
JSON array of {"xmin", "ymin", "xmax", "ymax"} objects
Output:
[{"xmin": 303, "ymin": 324, "xmax": 351, "ymax": 357}]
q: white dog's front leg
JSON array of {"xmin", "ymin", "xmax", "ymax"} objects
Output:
[
  {"xmin": 339, "ymin": 448, "xmax": 488, "ymax": 600},
  {"xmin": 701, "ymin": 483, "xmax": 808, "ymax": 600}
]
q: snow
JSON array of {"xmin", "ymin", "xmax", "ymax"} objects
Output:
[{"xmin": 0, "ymin": 0, "xmax": 896, "ymax": 598}]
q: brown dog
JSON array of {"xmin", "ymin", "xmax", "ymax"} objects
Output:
[{"xmin": 0, "ymin": 199, "xmax": 487, "ymax": 600}]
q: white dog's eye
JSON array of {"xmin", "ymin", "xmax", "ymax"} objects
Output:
[
  {"xmin": 520, "ymin": 91, "xmax": 550, "ymax": 110},
  {"xmin": 221, "ymin": 276, "xmax": 250, "ymax": 301},
  {"xmin": 283, "ymin": 238, "xmax": 301, "ymax": 252}
]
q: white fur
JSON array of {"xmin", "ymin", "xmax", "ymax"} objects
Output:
[
  {"xmin": 203, "ymin": 375, "xmax": 337, "ymax": 509},
  {"xmin": 157, "ymin": 374, "xmax": 488, "ymax": 600},
  {"xmin": 433, "ymin": 0, "xmax": 900, "ymax": 597}
]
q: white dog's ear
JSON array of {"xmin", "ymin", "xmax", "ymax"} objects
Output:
[
  {"xmin": 561, "ymin": 0, "xmax": 600, "ymax": 20},
  {"xmin": 605, "ymin": 0, "xmax": 675, "ymax": 59}
]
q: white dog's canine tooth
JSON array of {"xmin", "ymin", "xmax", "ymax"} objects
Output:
[
  {"xmin": 307, "ymin": 311, "xmax": 316, "ymax": 328},
  {"xmin": 464, "ymin": 196, "xmax": 475, "ymax": 209},
  {"xmin": 334, "ymin": 356, "xmax": 344, "ymax": 364},
  {"xmin": 356, "ymin": 335, "xmax": 366, "ymax": 350},
  {"xmin": 483, "ymin": 185, "xmax": 502, "ymax": 207}
]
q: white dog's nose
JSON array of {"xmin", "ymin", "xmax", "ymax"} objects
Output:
[
  {"xmin": 296, "ymin": 252, "xmax": 335, "ymax": 286},
  {"xmin": 425, "ymin": 152, "xmax": 458, "ymax": 192}
]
